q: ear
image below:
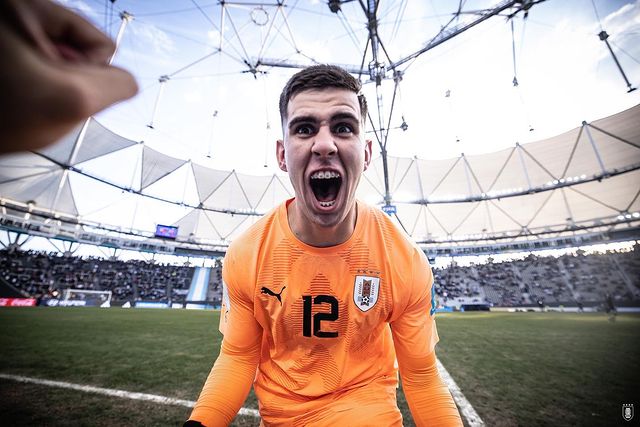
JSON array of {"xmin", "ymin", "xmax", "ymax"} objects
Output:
[
  {"xmin": 363, "ymin": 139, "xmax": 372, "ymax": 171},
  {"xmin": 276, "ymin": 139, "xmax": 287, "ymax": 172}
]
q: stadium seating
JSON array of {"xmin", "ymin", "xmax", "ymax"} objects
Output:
[
  {"xmin": 1, "ymin": 244, "xmax": 638, "ymax": 308},
  {"xmin": 432, "ymin": 244, "xmax": 639, "ymax": 308},
  {"xmin": 0, "ymin": 249, "xmax": 198, "ymax": 305}
]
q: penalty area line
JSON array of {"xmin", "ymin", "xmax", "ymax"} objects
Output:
[
  {"xmin": 436, "ymin": 358, "xmax": 485, "ymax": 427},
  {"xmin": 0, "ymin": 373, "xmax": 260, "ymax": 418}
]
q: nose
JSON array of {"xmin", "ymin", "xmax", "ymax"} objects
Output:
[{"xmin": 312, "ymin": 125, "xmax": 337, "ymax": 157}]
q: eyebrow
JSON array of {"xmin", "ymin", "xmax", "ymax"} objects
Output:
[
  {"xmin": 287, "ymin": 115, "xmax": 315, "ymax": 131},
  {"xmin": 287, "ymin": 112, "xmax": 360, "ymax": 130}
]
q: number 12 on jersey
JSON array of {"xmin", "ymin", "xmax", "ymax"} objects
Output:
[{"xmin": 302, "ymin": 295, "xmax": 339, "ymax": 338}]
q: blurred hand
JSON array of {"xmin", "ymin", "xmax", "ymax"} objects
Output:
[{"xmin": 0, "ymin": 0, "xmax": 138, "ymax": 154}]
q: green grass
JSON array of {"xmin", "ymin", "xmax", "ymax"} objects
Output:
[
  {"xmin": 435, "ymin": 312, "xmax": 640, "ymax": 427},
  {"xmin": 1, "ymin": 308, "xmax": 638, "ymax": 426}
]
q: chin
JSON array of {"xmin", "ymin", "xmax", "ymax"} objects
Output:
[
  {"xmin": 308, "ymin": 199, "xmax": 355, "ymax": 228},
  {"xmin": 307, "ymin": 210, "xmax": 344, "ymax": 228}
]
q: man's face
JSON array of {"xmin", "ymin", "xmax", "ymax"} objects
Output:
[{"xmin": 277, "ymin": 88, "xmax": 372, "ymax": 229}]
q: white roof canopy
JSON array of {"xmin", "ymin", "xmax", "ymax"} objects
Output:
[{"xmin": 1, "ymin": 105, "xmax": 638, "ymax": 247}]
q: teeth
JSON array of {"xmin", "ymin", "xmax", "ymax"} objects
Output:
[
  {"xmin": 311, "ymin": 171, "xmax": 340, "ymax": 179},
  {"xmin": 319, "ymin": 200, "xmax": 336, "ymax": 207}
]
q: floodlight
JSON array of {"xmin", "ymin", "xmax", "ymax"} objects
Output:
[{"xmin": 400, "ymin": 117, "xmax": 408, "ymax": 131}]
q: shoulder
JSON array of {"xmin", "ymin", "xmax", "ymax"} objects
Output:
[
  {"xmin": 360, "ymin": 203, "xmax": 432, "ymax": 309},
  {"xmin": 224, "ymin": 203, "xmax": 282, "ymax": 284},
  {"xmin": 361, "ymin": 202, "xmax": 425, "ymax": 264},
  {"xmin": 227, "ymin": 203, "xmax": 282, "ymax": 256}
]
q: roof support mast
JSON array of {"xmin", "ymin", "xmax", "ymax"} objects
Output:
[
  {"xmin": 361, "ymin": 0, "xmax": 544, "ymax": 209},
  {"xmin": 359, "ymin": 0, "xmax": 394, "ymax": 207},
  {"xmin": 597, "ymin": 31, "xmax": 636, "ymax": 93},
  {"xmin": 260, "ymin": 0, "xmax": 545, "ymax": 208},
  {"xmin": 590, "ymin": 0, "xmax": 636, "ymax": 93},
  {"xmin": 390, "ymin": 0, "xmax": 540, "ymax": 69}
]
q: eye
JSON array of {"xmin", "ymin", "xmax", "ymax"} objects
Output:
[
  {"xmin": 295, "ymin": 124, "xmax": 315, "ymax": 135},
  {"xmin": 334, "ymin": 123, "xmax": 353, "ymax": 134}
]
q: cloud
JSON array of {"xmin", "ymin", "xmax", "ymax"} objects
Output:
[
  {"xmin": 571, "ymin": 1, "xmax": 640, "ymax": 67},
  {"xmin": 58, "ymin": 2, "xmax": 176, "ymax": 61},
  {"xmin": 56, "ymin": 0, "xmax": 97, "ymax": 20},
  {"xmin": 129, "ymin": 22, "xmax": 176, "ymax": 57},
  {"xmin": 602, "ymin": 2, "xmax": 638, "ymax": 33},
  {"xmin": 602, "ymin": 1, "xmax": 640, "ymax": 59},
  {"xmin": 97, "ymin": 0, "xmax": 640, "ymax": 171},
  {"xmin": 207, "ymin": 30, "xmax": 222, "ymax": 47}
]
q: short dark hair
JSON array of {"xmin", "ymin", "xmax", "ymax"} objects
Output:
[{"xmin": 279, "ymin": 65, "xmax": 368, "ymax": 127}]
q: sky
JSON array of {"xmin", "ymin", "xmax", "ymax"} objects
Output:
[{"xmin": 58, "ymin": 0, "xmax": 640, "ymax": 175}]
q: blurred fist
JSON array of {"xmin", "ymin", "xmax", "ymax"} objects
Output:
[{"xmin": 0, "ymin": 0, "xmax": 138, "ymax": 154}]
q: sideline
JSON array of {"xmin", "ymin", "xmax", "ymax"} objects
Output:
[
  {"xmin": 1, "ymin": 367, "xmax": 482, "ymax": 425},
  {"xmin": 436, "ymin": 358, "xmax": 485, "ymax": 426},
  {"xmin": 0, "ymin": 373, "xmax": 260, "ymax": 417}
]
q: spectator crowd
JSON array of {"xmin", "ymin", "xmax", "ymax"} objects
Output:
[
  {"xmin": 1, "ymin": 243, "xmax": 638, "ymax": 308},
  {"xmin": 0, "ymin": 249, "xmax": 196, "ymax": 304},
  {"xmin": 431, "ymin": 244, "xmax": 639, "ymax": 308}
]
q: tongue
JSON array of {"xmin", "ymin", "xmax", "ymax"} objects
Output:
[{"xmin": 314, "ymin": 180, "xmax": 339, "ymax": 202}]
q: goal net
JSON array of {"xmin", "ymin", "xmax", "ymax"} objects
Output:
[{"xmin": 62, "ymin": 289, "xmax": 112, "ymax": 308}]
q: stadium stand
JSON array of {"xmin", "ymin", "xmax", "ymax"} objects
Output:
[
  {"xmin": 433, "ymin": 263, "xmax": 486, "ymax": 305},
  {"xmin": 1, "ymin": 244, "xmax": 638, "ymax": 308},
  {"xmin": 205, "ymin": 260, "xmax": 223, "ymax": 307},
  {"xmin": 0, "ymin": 249, "xmax": 200, "ymax": 305},
  {"xmin": 432, "ymin": 244, "xmax": 640, "ymax": 308},
  {"xmin": 513, "ymin": 255, "xmax": 573, "ymax": 305},
  {"xmin": 616, "ymin": 249, "xmax": 640, "ymax": 291}
]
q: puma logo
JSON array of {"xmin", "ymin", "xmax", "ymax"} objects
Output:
[{"xmin": 261, "ymin": 286, "xmax": 286, "ymax": 305}]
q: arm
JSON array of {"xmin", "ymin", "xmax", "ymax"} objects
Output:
[
  {"xmin": 0, "ymin": 0, "xmax": 137, "ymax": 153},
  {"xmin": 391, "ymin": 251, "xmax": 462, "ymax": 427},
  {"xmin": 187, "ymin": 255, "xmax": 262, "ymax": 426},
  {"xmin": 396, "ymin": 351, "xmax": 462, "ymax": 427},
  {"xmin": 188, "ymin": 338, "xmax": 261, "ymax": 426}
]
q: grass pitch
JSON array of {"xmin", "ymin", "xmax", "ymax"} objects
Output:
[{"xmin": 0, "ymin": 308, "xmax": 638, "ymax": 426}]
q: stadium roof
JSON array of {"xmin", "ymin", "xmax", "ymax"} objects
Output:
[{"xmin": 1, "ymin": 104, "xmax": 638, "ymax": 252}]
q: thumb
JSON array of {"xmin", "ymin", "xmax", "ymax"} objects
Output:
[{"xmin": 58, "ymin": 63, "xmax": 139, "ymax": 119}]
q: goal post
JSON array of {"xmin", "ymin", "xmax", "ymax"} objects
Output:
[{"xmin": 62, "ymin": 289, "xmax": 112, "ymax": 308}]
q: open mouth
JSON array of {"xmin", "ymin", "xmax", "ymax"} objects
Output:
[{"xmin": 309, "ymin": 170, "xmax": 342, "ymax": 208}]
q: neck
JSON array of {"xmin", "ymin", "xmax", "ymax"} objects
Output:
[{"xmin": 287, "ymin": 200, "xmax": 358, "ymax": 247}]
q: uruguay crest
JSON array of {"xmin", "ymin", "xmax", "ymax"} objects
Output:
[
  {"xmin": 353, "ymin": 275, "xmax": 380, "ymax": 312},
  {"xmin": 623, "ymin": 404, "xmax": 634, "ymax": 421}
]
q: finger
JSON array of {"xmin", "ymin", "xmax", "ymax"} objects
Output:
[
  {"xmin": 2, "ymin": 0, "xmax": 115, "ymax": 65},
  {"xmin": 0, "ymin": 11, "xmax": 135, "ymax": 154},
  {"xmin": 88, "ymin": 65, "xmax": 139, "ymax": 113},
  {"xmin": 39, "ymin": 0, "xmax": 116, "ymax": 64},
  {"xmin": 54, "ymin": 41, "xmax": 85, "ymax": 62},
  {"xmin": 57, "ymin": 64, "xmax": 139, "ymax": 119},
  {"xmin": 1, "ymin": 64, "xmax": 138, "ymax": 153},
  {"xmin": 1, "ymin": 0, "xmax": 61, "ymax": 61},
  {"xmin": 58, "ymin": 14, "xmax": 115, "ymax": 65}
]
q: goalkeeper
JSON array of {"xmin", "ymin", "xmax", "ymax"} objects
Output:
[{"xmin": 186, "ymin": 65, "xmax": 462, "ymax": 426}]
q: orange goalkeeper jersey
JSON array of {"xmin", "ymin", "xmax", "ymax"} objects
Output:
[{"xmin": 212, "ymin": 199, "xmax": 444, "ymax": 424}]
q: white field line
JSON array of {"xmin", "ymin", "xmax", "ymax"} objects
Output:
[
  {"xmin": 2, "ymin": 367, "xmax": 480, "ymax": 425},
  {"xmin": 0, "ymin": 373, "xmax": 260, "ymax": 418},
  {"xmin": 436, "ymin": 358, "xmax": 485, "ymax": 427}
]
